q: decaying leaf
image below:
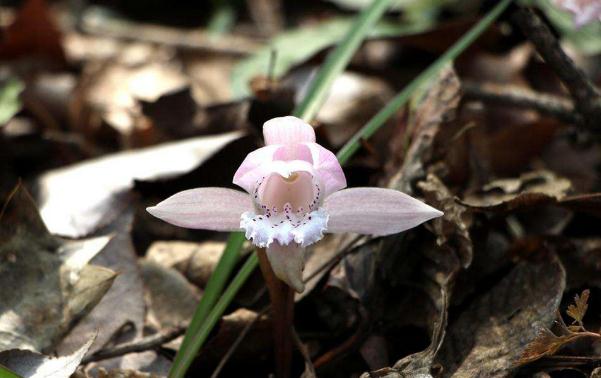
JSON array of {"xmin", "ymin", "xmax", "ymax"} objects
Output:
[
  {"xmin": 146, "ymin": 240, "xmax": 227, "ymax": 288},
  {"xmin": 437, "ymin": 254, "xmax": 566, "ymax": 377},
  {"xmin": 418, "ymin": 174, "xmax": 473, "ymax": 268},
  {"xmin": 387, "ymin": 64, "xmax": 461, "ymax": 194},
  {"xmin": 460, "ymin": 170, "xmax": 572, "ymax": 212},
  {"xmin": 36, "ymin": 131, "xmax": 243, "ymax": 237},
  {"xmin": 517, "ymin": 327, "xmax": 593, "ymax": 365},
  {"xmin": 140, "ymin": 259, "xmax": 201, "ymax": 331},
  {"xmin": 0, "ymin": 336, "xmax": 94, "ymax": 378},
  {"xmin": 0, "ymin": 184, "xmax": 115, "ymax": 352},
  {"xmin": 566, "ymin": 289, "xmax": 590, "ymax": 325},
  {"xmin": 56, "ymin": 210, "xmax": 146, "ymax": 367}
]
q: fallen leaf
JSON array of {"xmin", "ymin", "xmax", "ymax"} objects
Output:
[
  {"xmin": 36, "ymin": 131, "xmax": 243, "ymax": 237},
  {"xmin": 56, "ymin": 210, "xmax": 145, "ymax": 365},
  {"xmin": 0, "ymin": 336, "xmax": 94, "ymax": 378},
  {"xmin": 0, "ymin": 184, "xmax": 114, "ymax": 352},
  {"xmin": 437, "ymin": 254, "xmax": 566, "ymax": 377},
  {"xmin": 386, "ymin": 65, "xmax": 461, "ymax": 194},
  {"xmin": 140, "ymin": 259, "xmax": 201, "ymax": 331},
  {"xmin": 460, "ymin": 170, "xmax": 572, "ymax": 212}
]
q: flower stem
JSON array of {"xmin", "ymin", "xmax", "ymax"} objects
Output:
[{"xmin": 256, "ymin": 248, "xmax": 295, "ymax": 378}]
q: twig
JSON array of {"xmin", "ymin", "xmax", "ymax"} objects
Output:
[
  {"xmin": 462, "ymin": 81, "xmax": 578, "ymax": 124},
  {"xmin": 81, "ymin": 326, "xmax": 186, "ymax": 364},
  {"xmin": 511, "ymin": 7, "xmax": 601, "ymax": 132}
]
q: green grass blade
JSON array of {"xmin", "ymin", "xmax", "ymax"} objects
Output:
[
  {"xmin": 169, "ymin": 252, "xmax": 259, "ymax": 378},
  {"xmin": 0, "ymin": 365, "xmax": 21, "ymax": 378},
  {"xmin": 293, "ymin": 0, "xmax": 394, "ymax": 121},
  {"xmin": 168, "ymin": 232, "xmax": 245, "ymax": 378},
  {"xmin": 336, "ymin": 0, "xmax": 514, "ymax": 164}
]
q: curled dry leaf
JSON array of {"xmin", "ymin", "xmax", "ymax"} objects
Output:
[
  {"xmin": 36, "ymin": 131, "xmax": 243, "ymax": 237},
  {"xmin": 0, "ymin": 335, "xmax": 95, "ymax": 378},
  {"xmin": 418, "ymin": 174, "xmax": 473, "ymax": 268},
  {"xmin": 0, "ymin": 184, "xmax": 115, "ymax": 352},
  {"xmin": 386, "ymin": 64, "xmax": 461, "ymax": 194},
  {"xmin": 460, "ymin": 170, "xmax": 572, "ymax": 212},
  {"xmin": 437, "ymin": 254, "xmax": 566, "ymax": 377}
]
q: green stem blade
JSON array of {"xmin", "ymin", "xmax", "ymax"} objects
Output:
[
  {"xmin": 0, "ymin": 365, "xmax": 21, "ymax": 378},
  {"xmin": 293, "ymin": 0, "xmax": 393, "ymax": 122},
  {"xmin": 337, "ymin": 0, "xmax": 514, "ymax": 164}
]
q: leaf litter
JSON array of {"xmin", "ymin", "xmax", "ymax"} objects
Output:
[{"xmin": 2, "ymin": 0, "xmax": 601, "ymax": 376}]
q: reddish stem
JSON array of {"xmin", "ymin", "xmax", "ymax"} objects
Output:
[{"xmin": 256, "ymin": 248, "xmax": 294, "ymax": 378}]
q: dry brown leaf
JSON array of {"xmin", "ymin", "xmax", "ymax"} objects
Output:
[
  {"xmin": 0, "ymin": 184, "xmax": 114, "ymax": 352},
  {"xmin": 517, "ymin": 328, "xmax": 588, "ymax": 365},
  {"xmin": 460, "ymin": 170, "xmax": 572, "ymax": 212},
  {"xmin": 566, "ymin": 289, "xmax": 590, "ymax": 325},
  {"xmin": 437, "ymin": 254, "xmax": 566, "ymax": 377}
]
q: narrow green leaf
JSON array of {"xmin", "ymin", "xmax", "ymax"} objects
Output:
[
  {"xmin": 169, "ymin": 251, "xmax": 258, "ymax": 378},
  {"xmin": 168, "ymin": 232, "xmax": 245, "ymax": 378},
  {"xmin": 0, "ymin": 78, "xmax": 24, "ymax": 126},
  {"xmin": 231, "ymin": 17, "xmax": 430, "ymax": 97},
  {"xmin": 207, "ymin": 0, "xmax": 236, "ymax": 38},
  {"xmin": 337, "ymin": 0, "xmax": 514, "ymax": 164},
  {"xmin": 294, "ymin": 0, "xmax": 394, "ymax": 121},
  {"xmin": 0, "ymin": 365, "xmax": 21, "ymax": 378}
]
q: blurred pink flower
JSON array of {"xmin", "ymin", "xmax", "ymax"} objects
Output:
[
  {"xmin": 553, "ymin": 0, "xmax": 601, "ymax": 28},
  {"xmin": 147, "ymin": 116, "xmax": 442, "ymax": 292}
]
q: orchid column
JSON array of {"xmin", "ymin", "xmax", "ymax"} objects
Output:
[{"xmin": 147, "ymin": 116, "xmax": 443, "ymax": 377}]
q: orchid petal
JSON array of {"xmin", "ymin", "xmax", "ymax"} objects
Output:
[
  {"xmin": 266, "ymin": 242, "xmax": 305, "ymax": 292},
  {"xmin": 233, "ymin": 145, "xmax": 280, "ymax": 193},
  {"xmin": 263, "ymin": 116, "xmax": 315, "ymax": 145},
  {"xmin": 324, "ymin": 188, "xmax": 443, "ymax": 235},
  {"xmin": 147, "ymin": 188, "xmax": 251, "ymax": 230},
  {"xmin": 304, "ymin": 142, "xmax": 346, "ymax": 196}
]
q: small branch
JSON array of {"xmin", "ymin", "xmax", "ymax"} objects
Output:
[
  {"xmin": 462, "ymin": 81, "xmax": 578, "ymax": 124},
  {"xmin": 82, "ymin": 326, "xmax": 186, "ymax": 364},
  {"xmin": 511, "ymin": 7, "xmax": 601, "ymax": 132}
]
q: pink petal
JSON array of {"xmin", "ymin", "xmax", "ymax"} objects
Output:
[
  {"xmin": 266, "ymin": 242, "xmax": 305, "ymax": 292},
  {"xmin": 233, "ymin": 145, "xmax": 280, "ymax": 193},
  {"xmin": 147, "ymin": 188, "xmax": 251, "ymax": 230},
  {"xmin": 304, "ymin": 142, "xmax": 346, "ymax": 196},
  {"xmin": 324, "ymin": 188, "xmax": 443, "ymax": 235},
  {"xmin": 263, "ymin": 116, "xmax": 316, "ymax": 145}
]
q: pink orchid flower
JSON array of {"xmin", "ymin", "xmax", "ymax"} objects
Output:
[
  {"xmin": 553, "ymin": 0, "xmax": 601, "ymax": 28},
  {"xmin": 147, "ymin": 116, "xmax": 442, "ymax": 292}
]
